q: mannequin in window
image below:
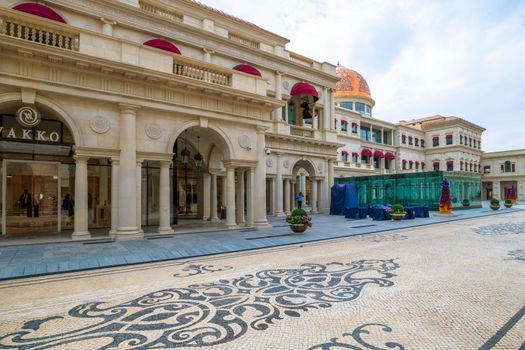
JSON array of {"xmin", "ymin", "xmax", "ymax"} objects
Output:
[{"xmin": 19, "ymin": 189, "xmax": 33, "ymax": 217}]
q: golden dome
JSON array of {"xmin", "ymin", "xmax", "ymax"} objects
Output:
[{"xmin": 335, "ymin": 65, "xmax": 372, "ymax": 100}]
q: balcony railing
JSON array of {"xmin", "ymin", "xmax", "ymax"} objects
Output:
[
  {"xmin": 0, "ymin": 13, "xmax": 79, "ymax": 51},
  {"xmin": 290, "ymin": 126, "xmax": 314, "ymax": 138},
  {"xmin": 174, "ymin": 59, "xmax": 231, "ymax": 86},
  {"xmin": 139, "ymin": 0, "xmax": 183, "ymax": 22}
]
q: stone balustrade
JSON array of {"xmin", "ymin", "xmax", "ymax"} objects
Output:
[
  {"xmin": 138, "ymin": 0, "xmax": 183, "ymax": 22},
  {"xmin": 174, "ymin": 59, "xmax": 231, "ymax": 86},
  {"xmin": 290, "ymin": 126, "xmax": 314, "ymax": 138},
  {"xmin": 0, "ymin": 10, "xmax": 79, "ymax": 51}
]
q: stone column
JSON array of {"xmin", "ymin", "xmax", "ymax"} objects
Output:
[
  {"xmin": 236, "ymin": 169, "xmax": 245, "ymax": 225},
  {"xmin": 270, "ymin": 177, "xmax": 275, "ymax": 215},
  {"xmin": 203, "ymin": 48, "xmax": 214, "ymax": 63},
  {"xmin": 210, "ymin": 173, "xmax": 219, "ymax": 221},
  {"xmin": 72, "ymin": 155, "xmax": 90, "ymax": 240},
  {"xmin": 109, "ymin": 158, "xmax": 119, "ymax": 238},
  {"xmin": 254, "ymin": 128, "xmax": 269, "ymax": 226},
  {"xmin": 158, "ymin": 160, "xmax": 173, "ymax": 234},
  {"xmin": 275, "ymin": 154, "xmax": 284, "ymax": 216},
  {"xmin": 221, "ymin": 175, "xmax": 227, "ymax": 213},
  {"xmin": 329, "ymin": 89, "xmax": 335, "ymax": 130},
  {"xmin": 291, "ymin": 179, "xmax": 297, "ymax": 210},
  {"xmin": 284, "ymin": 178, "xmax": 291, "ymax": 215},
  {"xmin": 323, "ymin": 87, "xmax": 330, "ymax": 130},
  {"xmin": 202, "ymin": 172, "xmax": 211, "ymax": 220},
  {"xmin": 328, "ymin": 159, "xmax": 335, "ymax": 188},
  {"xmin": 246, "ymin": 168, "xmax": 255, "ymax": 226},
  {"xmin": 274, "ymin": 71, "xmax": 283, "ymax": 121},
  {"xmin": 311, "ymin": 180, "xmax": 318, "ymax": 213},
  {"xmin": 136, "ymin": 160, "xmax": 143, "ymax": 233},
  {"xmin": 226, "ymin": 166, "xmax": 237, "ymax": 228},
  {"xmin": 116, "ymin": 104, "xmax": 140, "ymax": 239},
  {"xmin": 100, "ymin": 18, "xmax": 116, "ymax": 36}
]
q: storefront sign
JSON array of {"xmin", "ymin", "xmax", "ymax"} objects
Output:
[
  {"xmin": 16, "ymin": 106, "xmax": 41, "ymax": 127},
  {"xmin": 0, "ymin": 126, "xmax": 60, "ymax": 142}
]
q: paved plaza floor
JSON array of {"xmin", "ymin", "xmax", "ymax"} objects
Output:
[
  {"xmin": 0, "ymin": 209, "xmax": 524, "ymax": 349},
  {"xmin": 0, "ymin": 205, "xmax": 523, "ymax": 281}
]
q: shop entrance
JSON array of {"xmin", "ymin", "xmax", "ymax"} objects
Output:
[{"xmin": 2, "ymin": 160, "xmax": 61, "ymax": 237}]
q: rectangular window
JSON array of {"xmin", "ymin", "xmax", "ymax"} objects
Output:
[
  {"xmin": 484, "ymin": 166, "xmax": 491, "ymax": 174},
  {"xmin": 340, "ymin": 102, "xmax": 353, "ymax": 110},
  {"xmin": 402, "ymin": 135, "xmax": 406, "ymax": 144},
  {"xmin": 460, "ymin": 135, "xmax": 463, "ymax": 144},
  {"xmin": 421, "ymin": 140, "xmax": 425, "ymax": 148},
  {"xmin": 402, "ymin": 162, "xmax": 406, "ymax": 170},
  {"xmin": 365, "ymin": 105, "xmax": 372, "ymax": 116},
  {"xmin": 415, "ymin": 138, "xmax": 419, "ymax": 146},
  {"xmin": 341, "ymin": 122, "xmax": 348, "ymax": 132},
  {"xmin": 355, "ymin": 102, "xmax": 365, "ymax": 114},
  {"xmin": 446, "ymin": 135, "xmax": 453, "ymax": 145},
  {"xmin": 433, "ymin": 163, "xmax": 440, "ymax": 171},
  {"xmin": 408, "ymin": 137, "xmax": 413, "ymax": 145},
  {"xmin": 383, "ymin": 131, "xmax": 388, "ymax": 144},
  {"xmin": 433, "ymin": 138, "xmax": 439, "ymax": 147},
  {"xmin": 447, "ymin": 163, "xmax": 453, "ymax": 171}
]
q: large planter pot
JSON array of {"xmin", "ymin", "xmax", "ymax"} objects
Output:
[
  {"xmin": 391, "ymin": 213, "xmax": 405, "ymax": 221},
  {"xmin": 490, "ymin": 204, "xmax": 500, "ymax": 211},
  {"xmin": 504, "ymin": 203, "xmax": 513, "ymax": 208},
  {"xmin": 290, "ymin": 224, "xmax": 308, "ymax": 233}
]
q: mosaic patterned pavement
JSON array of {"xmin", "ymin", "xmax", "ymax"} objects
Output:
[{"xmin": 0, "ymin": 211, "xmax": 524, "ymax": 349}]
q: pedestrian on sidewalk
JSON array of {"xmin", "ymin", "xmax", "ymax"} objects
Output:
[{"xmin": 296, "ymin": 192, "xmax": 304, "ymax": 209}]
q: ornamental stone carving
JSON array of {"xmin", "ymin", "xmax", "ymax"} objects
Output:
[
  {"xmin": 282, "ymin": 81, "xmax": 290, "ymax": 90},
  {"xmin": 266, "ymin": 158, "xmax": 273, "ymax": 167},
  {"xmin": 145, "ymin": 123, "xmax": 162, "ymax": 140},
  {"xmin": 90, "ymin": 116, "xmax": 110, "ymax": 134},
  {"xmin": 283, "ymin": 160, "xmax": 290, "ymax": 169},
  {"xmin": 317, "ymin": 163, "xmax": 324, "ymax": 172},
  {"xmin": 238, "ymin": 134, "xmax": 252, "ymax": 149}
]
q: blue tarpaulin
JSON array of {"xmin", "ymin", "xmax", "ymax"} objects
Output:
[{"xmin": 330, "ymin": 184, "xmax": 359, "ymax": 215}]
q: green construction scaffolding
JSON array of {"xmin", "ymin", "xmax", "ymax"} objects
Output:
[{"xmin": 335, "ymin": 171, "xmax": 482, "ymax": 209}]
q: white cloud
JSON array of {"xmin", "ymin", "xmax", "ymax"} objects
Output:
[{"xmin": 203, "ymin": 0, "xmax": 525, "ymax": 151}]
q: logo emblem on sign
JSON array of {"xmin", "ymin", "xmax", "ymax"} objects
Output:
[{"xmin": 16, "ymin": 106, "xmax": 41, "ymax": 127}]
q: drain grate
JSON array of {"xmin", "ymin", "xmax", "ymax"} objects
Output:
[
  {"xmin": 246, "ymin": 233, "xmax": 295, "ymax": 240},
  {"xmin": 271, "ymin": 225, "xmax": 289, "ymax": 228},
  {"xmin": 147, "ymin": 235, "xmax": 174, "ymax": 240},
  {"xmin": 83, "ymin": 240, "xmax": 114, "ymax": 245},
  {"xmin": 349, "ymin": 224, "xmax": 377, "ymax": 229}
]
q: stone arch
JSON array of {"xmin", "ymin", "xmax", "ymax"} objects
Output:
[
  {"xmin": 291, "ymin": 158, "xmax": 317, "ymax": 178},
  {"xmin": 0, "ymin": 92, "xmax": 83, "ymax": 146},
  {"xmin": 167, "ymin": 120, "xmax": 234, "ymax": 160}
]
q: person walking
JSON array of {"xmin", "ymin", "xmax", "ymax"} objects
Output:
[{"xmin": 295, "ymin": 191, "xmax": 304, "ymax": 209}]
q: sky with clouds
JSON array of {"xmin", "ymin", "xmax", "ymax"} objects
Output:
[{"xmin": 203, "ymin": 0, "xmax": 525, "ymax": 152}]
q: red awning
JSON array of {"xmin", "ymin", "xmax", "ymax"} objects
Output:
[
  {"xmin": 415, "ymin": 161, "xmax": 420, "ymax": 165},
  {"xmin": 341, "ymin": 119, "xmax": 348, "ymax": 125},
  {"xmin": 385, "ymin": 152, "xmax": 395, "ymax": 160},
  {"xmin": 290, "ymin": 82, "xmax": 319, "ymax": 102},
  {"xmin": 233, "ymin": 64, "xmax": 262, "ymax": 77},
  {"xmin": 351, "ymin": 122, "xmax": 358, "ymax": 127},
  {"xmin": 409, "ymin": 160, "xmax": 414, "ymax": 164},
  {"xmin": 402, "ymin": 160, "xmax": 407, "ymax": 163},
  {"xmin": 341, "ymin": 150, "xmax": 349, "ymax": 155},
  {"xmin": 433, "ymin": 161, "xmax": 440, "ymax": 165},
  {"xmin": 432, "ymin": 136, "xmax": 439, "ymax": 140},
  {"xmin": 361, "ymin": 148, "xmax": 373, "ymax": 157},
  {"xmin": 421, "ymin": 162, "xmax": 426, "ymax": 166},
  {"xmin": 446, "ymin": 134, "xmax": 453, "ymax": 138},
  {"xmin": 352, "ymin": 152, "xmax": 359, "ymax": 157},
  {"xmin": 13, "ymin": 2, "xmax": 66, "ymax": 23},
  {"xmin": 373, "ymin": 150, "xmax": 384, "ymax": 158},
  {"xmin": 144, "ymin": 39, "xmax": 181, "ymax": 55},
  {"xmin": 447, "ymin": 160, "xmax": 454, "ymax": 165}
]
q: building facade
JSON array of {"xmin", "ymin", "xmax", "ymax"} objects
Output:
[
  {"xmin": 0, "ymin": 0, "xmax": 341, "ymax": 240},
  {"xmin": 481, "ymin": 149, "xmax": 525, "ymax": 201},
  {"xmin": 333, "ymin": 65, "xmax": 486, "ymax": 179}
]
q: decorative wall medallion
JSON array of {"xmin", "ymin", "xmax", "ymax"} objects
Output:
[
  {"xmin": 317, "ymin": 163, "xmax": 324, "ymax": 171},
  {"xmin": 282, "ymin": 80, "xmax": 290, "ymax": 90},
  {"xmin": 307, "ymin": 323, "xmax": 405, "ymax": 350},
  {"xmin": 283, "ymin": 160, "xmax": 290, "ymax": 169},
  {"xmin": 266, "ymin": 158, "xmax": 273, "ymax": 167},
  {"xmin": 0, "ymin": 259, "xmax": 399, "ymax": 349},
  {"xmin": 145, "ymin": 123, "xmax": 162, "ymax": 140},
  {"xmin": 238, "ymin": 134, "xmax": 252, "ymax": 149},
  {"xmin": 89, "ymin": 116, "xmax": 110, "ymax": 134},
  {"xmin": 16, "ymin": 106, "xmax": 40, "ymax": 127}
]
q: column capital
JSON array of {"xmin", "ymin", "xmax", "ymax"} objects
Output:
[
  {"xmin": 118, "ymin": 103, "xmax": 141, "ymax": 113},
  {"xmin": 202, "ymin": 47, "xmax": 215, "ymax": 54},
  {"xmin": 275, "ymin": 71, "xmax": 285, "ymax": 76},
  {"xmin": 73, "ymin": 154, "xmax": 89, "ymax": 162},
  {"xmin": 110, "ymin": 157, "xmax": 120, "ymax": 165},
  {"xmin": 100, "ymin": 17, "xmax": 117, "ymax": 25},
  {"xmin": 136, "ymin": 158, "xmax": 145, "ymax": 166},
  {"xmin": 160, "ymin": 160, "xmax": 172, "ymax": 167},
  {"xmin": 256, "ymin": 125, "xmax": 269, "ymax": 134}
]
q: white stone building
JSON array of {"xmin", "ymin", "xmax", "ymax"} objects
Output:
[
  {"xmin": 481, "ymin": 149, "xmax": 525, "ymax": 201},
  {"xmin": 333, "ymin": 66, "xmax": 486, "ymax": 178},
  {"xmin": 0, "ymin": 0, "xmax": 340, "ymax": 239}
]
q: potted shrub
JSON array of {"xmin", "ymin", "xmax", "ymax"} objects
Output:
[
  {"xmin": 286, "ymin": 208, "xmax": 312, "ymax": 233},
  {"xmin": 462, "ymin": 199, "xmax": 470, "ymax": 207},
  {"xmin": 490, "ymin": 198, "xmax": 500, "ymax": 211},
  {"xmin": 504, "ymin": 199, "xmax": 513, "ymax": 208},
  {"xmin": 389, "ymin": 204, "xmax": 406, "ymax": 221}
]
